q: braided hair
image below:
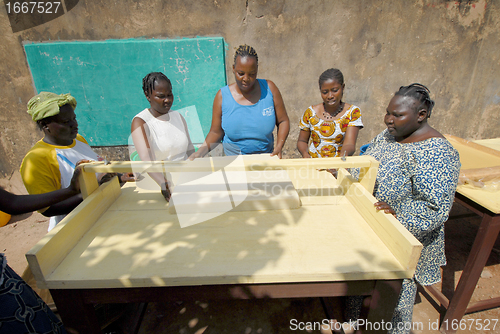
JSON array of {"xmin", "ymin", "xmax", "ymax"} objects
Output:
[
  {"xmin": 395, "ymin": 83, "xmax": 435, "ymax": 117},
  {"xmin": 142, "ymin": 72, "xmax": 172, "ymax": 97},
  {"xmin": 233, "ymin": 45, "xmax": 258, "ymax": 65},
  {"xmin": 319, "ymin": 68, "xmax": 344, "ymax": 88}
]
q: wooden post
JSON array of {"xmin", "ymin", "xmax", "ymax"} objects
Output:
[
  {"xmin": 51, "ymin": 289, "xmax": 102, "ymax": 334},
  {"xmin": 440, "ymin": 213, "xmax": 500, "ymax": 333},
  {"xmin": 79, "ymin": 162, "xmax": 99, "ymax": 199},
  {"xmin": 357, "ymin": 160, "xmax": 379, "ymax": 194},
  {"xmin": 358, "ymin": 279, "xmax": 403, "ymax": 334}
]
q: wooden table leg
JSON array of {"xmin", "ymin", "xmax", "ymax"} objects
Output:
[
  {"xmin": 357, "ymin": 279, "xmax": 403, "ymax": 334},
  {"xmin": 51, "ymin": 289, "xmax": 102, "ymax": 334},
  {"xmin": 440, "ymin": 213, "xmax": 500, "ymax": 334},
  {"xmin": 121, "ymin": 302, "xmax": 148, "ymax": 334}
]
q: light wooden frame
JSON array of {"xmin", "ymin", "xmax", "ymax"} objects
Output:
[{"xmin": 27, "ymin": 155, "xmax": 421, "ymax": 290}]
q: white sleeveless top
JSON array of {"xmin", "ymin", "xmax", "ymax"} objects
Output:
[{"xmin": 133, "ymin": 109, "xmax": 191, "ymax": 161}]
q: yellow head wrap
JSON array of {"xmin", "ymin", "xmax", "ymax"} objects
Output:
[{"xmin": 27, "ymin": 92, "xmax": 77, "ymax": 121}]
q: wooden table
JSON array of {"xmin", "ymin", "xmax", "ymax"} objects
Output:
[
  {"xmin": 425, "ymin": 136, "xmax": 500, "ymax": 333},
  {"xmin": 27, "ymin": 156, "xmax": 421, "ymax": 334}
]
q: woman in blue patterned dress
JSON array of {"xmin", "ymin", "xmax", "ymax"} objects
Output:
[
  {"xmin": 356, "ymin": 83, "xmax": 461, "ymax": 333},
  {"xmin": 0, "ymin": 169, "xmax": 83, "ymax": 334}
]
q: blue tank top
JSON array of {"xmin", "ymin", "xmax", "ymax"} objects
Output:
[{"xmin": 221, "ymin": 79, "xmax": 276, "ymax": 155}]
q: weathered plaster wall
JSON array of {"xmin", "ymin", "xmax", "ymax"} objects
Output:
[{"xmin": 1, "ymin": 0, "xmax": 499, "ymax": 177}]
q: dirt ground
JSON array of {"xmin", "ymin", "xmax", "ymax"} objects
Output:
[{"xmin": 1, "ymin": 171, "xmax": 499, "ymax": 334}]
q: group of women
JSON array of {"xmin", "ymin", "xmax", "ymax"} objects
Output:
[
  {"xmin": 9, "ymin": 44, "xmax": 460, "ymax": 334},
  {"xmin": 131, "ymin": 45, "xmax": 365, "ymax": 196}
]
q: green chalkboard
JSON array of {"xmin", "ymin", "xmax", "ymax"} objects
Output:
[{"xmin": 24, "ymin": 37, "xmax": 226, "ymax": 146}]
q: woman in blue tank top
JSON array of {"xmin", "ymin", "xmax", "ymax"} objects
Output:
[{"xmin": 189, "ymin": 45, "xmax": 290, "ymax": 158}]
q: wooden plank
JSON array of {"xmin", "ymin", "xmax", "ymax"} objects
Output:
[
  {"xmin": 466, "ymin": 296, "xmax": 500, "ymax": 314},
  {"xmin": 446, "ymin": 134, "xmax": 500, "ymax": 159},
  {"xmin": 455, "ymin": 186, "xmax": 500, "ymax": 214},
  {"xmin": 83, "ymin": 159, "xmax": 214, "ymax": 174},
  {"xmin": 50, "ymin": 289, "xmax": 101, "ymax": 334},
  {"xmin": 337, "ymin": 167, "xmax": 355, "ymax": 196},
  {"xmin": 293, "ymin": 167, "xmax": 354, "ymax": 205},
  {"xmin": 345, "ymin": 182, "xmax": 422, "ymax": 274},
  {"xmin": 79, "ymin": 167, "xmax": 99, "ymax": 199},
  {"xmin": 473, "ymin": 138, "xmax": 500, "ymax": 152},
  {"xmin": 80, "ymin": 156, "xmax": 380, "ymax": 174},
  {"xmin": 168, "ymin": 169, "xmax": 301, "ymax": 215},
  {"xmin": 445, "ymin": 134, "xmax": 500, "ymax": 169},
  {"xmin": 361, "ymin": 279, "xmax": 403, "ymax": 334},
  {"xmin": 460, "ymin": 165, "xmax": 500, "ymax": 182},
  {"xmin": 26, "ymin": 177, "xmax": 121, "ymax": 288},
  {"xmin": 288, "ymin": 168, "xmax": 341, "ymax": 201},
  {"xmin": 357, "ymin": 159, "xmax": 380, "ymax": 194},
  {"xmin": 73, "ymin": 282, "xmax": 378, "ymax": 305},
  {"xmin": 423, "ymin": 284, "xmax": 450, "ymax": 308},
  {"xmin": 445, "ymin": 135, "xmax": 500, "ymax": 213}
]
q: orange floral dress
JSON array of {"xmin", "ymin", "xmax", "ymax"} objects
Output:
[{"xmin": 299, "ymin": 105, "xmax": 363, "ymax": 158}]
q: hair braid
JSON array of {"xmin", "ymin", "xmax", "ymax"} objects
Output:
[
  {"xmin": 233, "ymin": 45, "xmax": 258, "ymax": 65},
  {"xmin": 395, "ymin": 83, "xmax": 435, "ymax": 117},
  {"xmin": 142, "ymin": 72, "xmax": 172, "ymax": 96}
]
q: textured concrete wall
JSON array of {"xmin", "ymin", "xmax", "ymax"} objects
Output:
[{"xmin": 1, "ymin": 0, "xmax": 499, "ymax": 177}]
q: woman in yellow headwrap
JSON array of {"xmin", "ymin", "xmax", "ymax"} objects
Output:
[{"xmin": 20, "ymin": 92, "xmax": 132, "ymax": 231}]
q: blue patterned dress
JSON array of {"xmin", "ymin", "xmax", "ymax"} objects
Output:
[
  {"xmin": 362, "ymin": 129, "xmax": 461, "ymax": 333},
  {"xmin": 0, "ymin": 254, "xmax": 67, "ymax": 334}
]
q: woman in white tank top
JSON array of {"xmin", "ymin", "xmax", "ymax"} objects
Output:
[{"xmin": 131, "ymin": 72, "xmax": 195, "ymax": 200}]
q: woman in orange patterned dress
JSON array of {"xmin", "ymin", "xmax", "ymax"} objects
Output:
[{"xmin": 297, "ymin": 68, "xmax": 363, "ymax": 160}]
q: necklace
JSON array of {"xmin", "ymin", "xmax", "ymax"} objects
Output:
[{"xmin": 323, "ymin": 102, "xmax": 344, "ymax": 120}]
